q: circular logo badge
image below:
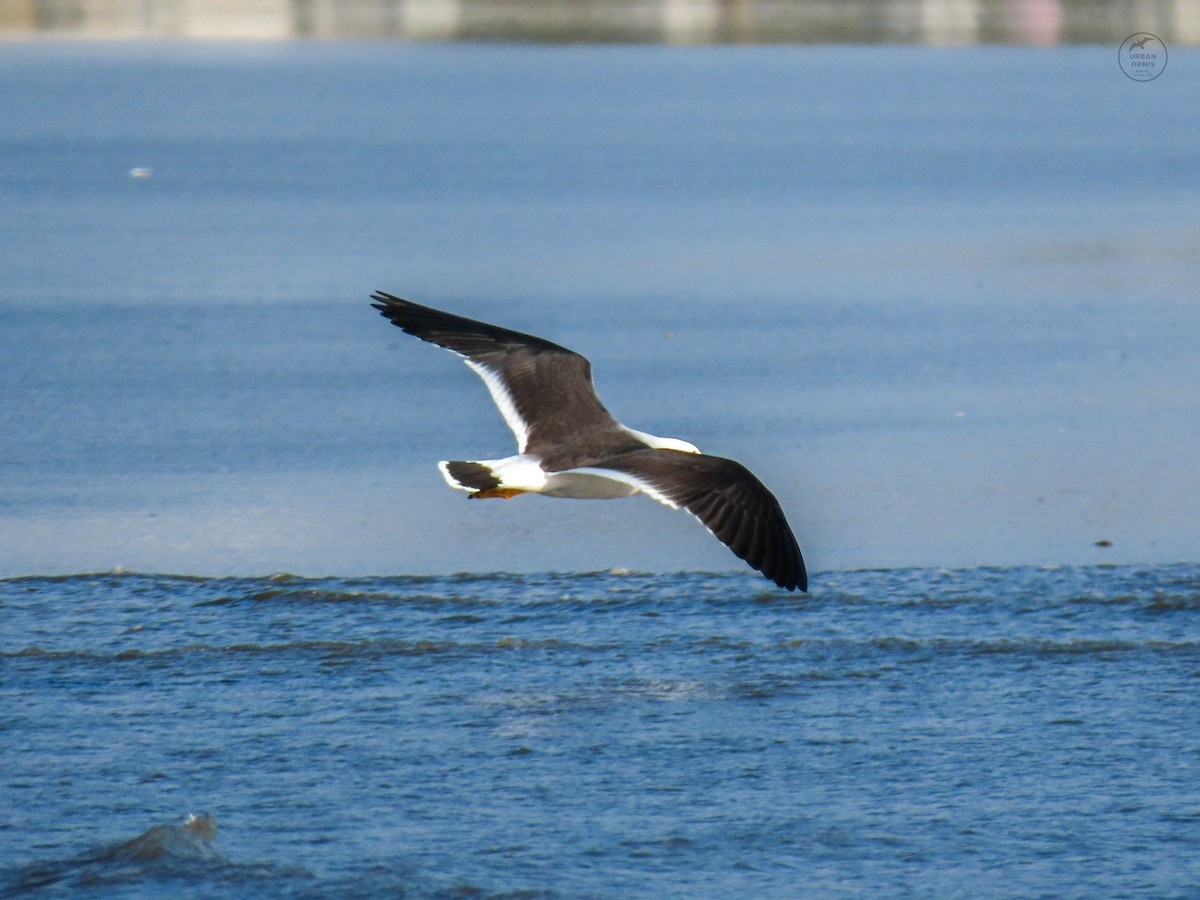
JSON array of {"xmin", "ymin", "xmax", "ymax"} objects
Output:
[{"xmin": 1119, "ymin": 33, "xmax": 1167, "ymax": 81}]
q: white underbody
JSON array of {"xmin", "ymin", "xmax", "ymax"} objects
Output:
[
  {"xmin": 437, "ymin": 426, "xmax": 699, "ymax": 506},
  {"xmin": 437, "ymin": 454, "xmax": 641, "ymax": 500}
]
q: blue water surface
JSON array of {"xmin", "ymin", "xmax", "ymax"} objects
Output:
[
  {"xmin": 1, "ymin": 42, "xmax": 1198, "ymax": 576},
  {"xmin": 2, "ymin": 564, "xmax": 1199, "ymax": 897}
]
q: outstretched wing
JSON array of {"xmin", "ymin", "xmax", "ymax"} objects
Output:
[
  {"xmin": 588, "ymin": 448, "xmax": 807, "ymax": 592},
  {"xmin": 371, "ymin": 292, "xmax": 621, "ymax": 454}
]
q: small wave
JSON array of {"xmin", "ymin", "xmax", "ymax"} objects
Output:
[
  {"xmin": 1146, "ymin": 595, "xmax": 1200, "ymax": 612},
  {"xmin": 1066, "ymin": 592, "xmax": 1200, "ymax": 611},
  {"xmin": 2, "ymin": 635, "xmax": 622, "ymax": 663},
  {"xmin": 4, "ymin": 813, "xmax": 220, "ymax": 893},
  {"xmin": 2, "ymin": 814, "xmax": 309, "ymax": 896},
  {"xmin": 778, "ymin": 636, "xmax": 1200, "ymax": 658},
  {"xmin": 967, "ymin": 638, "xmax": 1154, "ymax": 656},
  {"xmin": 95, "ymin": 813, "xmax": 219, "ymax": 864},
  {"xmin": 195, "ymin": 587, "xmax": 414, "ymax": 608}
]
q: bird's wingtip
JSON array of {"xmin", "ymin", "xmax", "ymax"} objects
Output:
[
  {"xmin": 370, "ymin": 290, "xmax": 408, "ymax": 318},
  {"xmin": 777, "ymin": 559, "xmax": 807, "ymax": 592}
]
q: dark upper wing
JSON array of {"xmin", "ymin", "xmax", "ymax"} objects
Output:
[
  {"xmin": 371, "ymin": 291, "xmax": 622, "ymax": 454},
  {"xmin": 599, "ymin": 448, "xmax": 807, "ymax": 592}
]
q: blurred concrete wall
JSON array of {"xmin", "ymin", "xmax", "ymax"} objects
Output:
[{"xmin": 4, "ymin": 0, "xmax": 1200, "ymax": 43}]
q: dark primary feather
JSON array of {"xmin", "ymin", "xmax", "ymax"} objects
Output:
[
  {"xmin": 371, "ymin": 290, "xmax": 571, "ymax": 357},
  {"xmin": 601, "ymin": 449, "xmax": 807, "ymax": 592},
  {"xmin": 371, "ymin": 292, "xmax": 636, "ymax": 461}
]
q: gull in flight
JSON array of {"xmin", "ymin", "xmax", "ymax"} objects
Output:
[{"xmin": 372, "ymin": 292, "xmax": 807, "ymax": 591}]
